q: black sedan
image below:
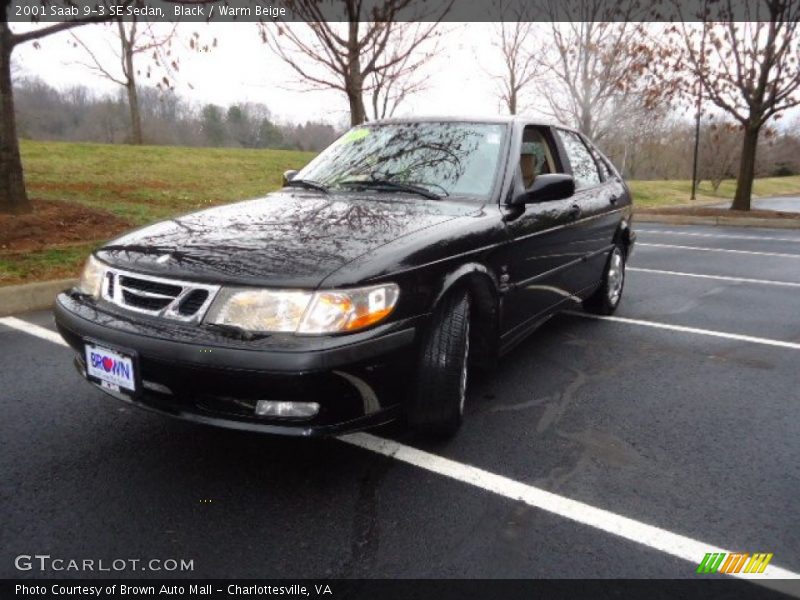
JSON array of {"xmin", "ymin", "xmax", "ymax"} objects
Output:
[{"xmin": 54, "ymin": 117, "xmax": 635, "ymax": 437}]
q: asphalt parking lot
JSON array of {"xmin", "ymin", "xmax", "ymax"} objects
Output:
[{"xmin": 1, "ymin": 222, "xmax": 799, "ymax": 590}]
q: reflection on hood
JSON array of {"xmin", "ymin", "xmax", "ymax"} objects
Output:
[{"xmin": 96, "ymin": 191, "xmax": 478, "ymax": 288}]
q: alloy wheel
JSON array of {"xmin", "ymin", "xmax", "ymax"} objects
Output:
[{"xmin": 607, "ymin": 247, "xmax": 625, "ymax": 306}]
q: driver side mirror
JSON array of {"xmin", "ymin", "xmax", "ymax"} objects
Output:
[
  {"xmin": 509, "ymin": 174, "xmax": 575, "ymax": 206},
  {"xmin": 282, "ymin": 169, "xmax": 298, "ymax": 187}
]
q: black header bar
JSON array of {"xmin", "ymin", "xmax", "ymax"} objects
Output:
[{"xmin": 6, "ymin": 0, "xmax": 787, "ymax": 23}]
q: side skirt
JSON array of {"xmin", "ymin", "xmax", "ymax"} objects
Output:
[{"xmin": 496, "ymin": 282, "xmax": 600, "ymax": 357}]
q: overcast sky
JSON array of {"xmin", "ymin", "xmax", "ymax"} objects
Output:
[
  {"xmin": 14, "ymin": 22, "xmax": 544, "ymax": 127},
  {"xmin": 11, "ymin": 22, "xmax": 799, "ymax": 129}
]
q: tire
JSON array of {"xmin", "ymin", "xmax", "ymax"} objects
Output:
[
  {"xmin": 583, "ymin": 244, "xmax": 626, "ymax": 315},
  {"xmin": 407, "ymin": 289, "xmax": 471, "ymax": 438}
]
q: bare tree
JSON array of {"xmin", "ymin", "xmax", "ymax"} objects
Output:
[
  {"xmin": 259, "ymin": 0, "xmax": 450, "ymax": 126},
  {"xmin": 598, "ymin": 103, "xmax": 673, "ymax": 178},
  {"xmin": 666, "ymin": 1, "xmax": 800, "ymax": 210},
  {"xmin": 487, "ymin": 1, "xmax": 543, "ymax": 115},
  {"xmin": 366, "ymin": 23, "xmax": 439, "ymax": 120},
  {"xmin": 759, "ymin": 121, "xmax": 800, "ymax": 176},
  {"xmin": 70, "ymin": 19, "xmax": 182, "ymax": 145},
  {"xmin": 1, "ymin": 0, "xmax": 219, "ymax": 213},
  {"xmin": 1, "ymin": 1, "xmax": 130, "ymax": 213},
  {"xmin": 535, "ymin": 1, "xmax": 657, "ymax": 142},
  {"xmin": 698, "ymin": 119, "xmax": 742, "ymax": 192}
]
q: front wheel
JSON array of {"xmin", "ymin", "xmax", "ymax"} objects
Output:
[
  {"xmin": 583, "ymin": 244, "xmax": 626, "ymax": 315},
  {"xmin": 407, "ymin": 289, "xmax": 471, "ymax": 438}
]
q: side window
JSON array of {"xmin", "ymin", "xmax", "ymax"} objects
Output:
[
  {"xmin": 557, "ymin": 129, "xmax": 601, "ymax": 190},
  {"xmin": 592, "ymin": 151, "xmax": 611, "ymax": 181},
  {"xmin": 597, "ymin": 158, "xmax": 611, "ymax": 181},
  {"xmin": 519, "ymin": 126, "xmax": 558, "ymax": 190},
  {"xmin": 585, "ymin": 140, "xmax": 616, "ymax": 181}
]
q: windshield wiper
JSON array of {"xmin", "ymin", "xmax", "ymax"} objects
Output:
[
  {"xmin": 338, "ymin": 179, "xmax": 441, "ymax": 200},
  {"xmin": 286, "ymin": 178, "xmax": 329, "ymax": 194}
]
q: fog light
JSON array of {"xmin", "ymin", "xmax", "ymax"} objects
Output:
[
  {"xmin": 254, "ymin": 400, "xmax": 320, "ymax": 418},
  {"xmin": 143, "ymin": 380, "xmax": 173, "ymax": 395}
]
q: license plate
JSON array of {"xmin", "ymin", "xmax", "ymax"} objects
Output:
[{"xmin": 85, "ymin": 343, "xmax": 136, "ymax": 394}]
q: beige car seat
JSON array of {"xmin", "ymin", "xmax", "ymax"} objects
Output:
[{"xmin": 520, "ymin": 154, "xmax": 538, "ymax": 189}]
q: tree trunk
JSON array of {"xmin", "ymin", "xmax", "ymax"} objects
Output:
[
  {"xmin": 126, "ymin": 79, "xmax": 143, "ymax": 145},
  {"xmin": 347, "ymin": 84, "xmax": 366, "ymax": 126},
  {"xmin": 579, "ymin": 97, "xmax": 593, "ymax": 139},
  {"xmin": 731, "ymin": 124, "xmax": 760, "ymax": 211},
  {"xmin": 371, "ymin": 82, "xmax": 380, "ymax": 121},
  {"xmin": 0, "ymin": 25, "xmax": 30, "ymax": 214},
  {"xmin": 508, "ymin": 89, "xmax": 517, "ymax": 115},
  {"xmin": 507, "ymin": 67, "xmax": 517, "ymax": 115},
  {"xmin": 620, "ymin": 143, "xmax": 628, "ymax": 178},
  {"xmin": 119, "ymin": 19, "xmax": 143, "ymax": 145},
  {"xmin": 345, "ymin": 20, "xmax": 366, "ymax": 126}
]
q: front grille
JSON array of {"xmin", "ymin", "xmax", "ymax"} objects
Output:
[
  {"xmin": 120, "ymin": 275, "xmax": 182, "ymax": 297},
  {"xmin": 122, "ymin": 289, "xmax": 173, "ymax": 311},
  {"xmin": 178, "ymin": 289, "xmax": 209, "ymax": 316},
  {"xmin": 101, "ymin": 268, "xmax": 220, "ymax": 322}
]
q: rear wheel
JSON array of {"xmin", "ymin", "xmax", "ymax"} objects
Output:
[
  {"xmin": 407, "ymin": 289, "xmax": 471, "ymax": 437},
  {"xmin": 583, "ymin": 244, "xmax": 625, "ymax": 315}
]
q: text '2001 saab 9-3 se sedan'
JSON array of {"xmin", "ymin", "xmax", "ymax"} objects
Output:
[{"xmin": 55, "ymin": 116, "xmax": 635, "ymax": 438}]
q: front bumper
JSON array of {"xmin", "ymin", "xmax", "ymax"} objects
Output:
[{"xmin": 55, "ymin": 292, "xmax": 421, "ymax": 436}]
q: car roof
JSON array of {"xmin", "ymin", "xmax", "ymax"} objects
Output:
[{"xmin": 369, "ymin": 115, "xmax": 572, "ymax": 130}]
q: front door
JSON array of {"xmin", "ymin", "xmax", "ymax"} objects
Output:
[{"xmin": 501, "ymin": 125, "xmax": 584, "ymax": 343}]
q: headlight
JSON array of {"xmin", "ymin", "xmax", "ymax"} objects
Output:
[
  {"xmin": 78, "ymin": 255, "xmax": 105, "ymax": 298},
  {"xmin": 205, "ymin": 289, "xmax": 313, "ymax": 332},
  {"xmin": 205, "ymin": 283, "xmax": 399, "ymax": 334},
  {"xmin": 299, "ymin": 284, "xmax": 399, "ymax": 334}
]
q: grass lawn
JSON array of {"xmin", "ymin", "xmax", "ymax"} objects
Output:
[
  {"xmin": 629, "ymin": 176, "xmax": 800, "ymax": 208},
  {"xmin": 0, "ymin": 243, "xmax": 98, "ymax": 285},
  {"xmin": 2, "ymin": 139, "xmax": 799, "ymax": 286},
  {"xmin": 21, "ymin": 140, "xmax": 316, "ymax": 224}
]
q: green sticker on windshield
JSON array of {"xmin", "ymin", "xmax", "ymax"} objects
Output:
[{"xmin": 342, "ymin": 128, "xmax": 370, "ymax": 143}]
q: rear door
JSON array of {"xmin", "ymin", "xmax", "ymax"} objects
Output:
[{"xmin": 552, "ymin": 128, "xmax": 622, "ymax": 293}]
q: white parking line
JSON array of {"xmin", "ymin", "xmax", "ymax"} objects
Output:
[
  {"xmin": 638, "ymin": 242, "xmax": 800, "ymax": 259},
  {"xmin": 565, "ymin": 311, "xmax": 800, "ymax": 350},
  {"xmin": 341, "ymin": 433, "xmax": 800, "ymax": 591},
  {"xmin": 0, "ymin": 316, "xmax": 67, "ymax": 346},
  {"xmin": 628, "ymin": 267, "xmax": 800, "ymax": 288},
  {"xmin": 637, "ymin": 229, "xmax": 800, "ymax": 244},
  {"xmin": 4, "ymin": 314, "xmax": 800, "ymax": 589}
]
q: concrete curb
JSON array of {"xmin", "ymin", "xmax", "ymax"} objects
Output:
[
  {"xmin": 0, "ymin": 278, "xmax": 76, "ymax": 317},
  {"xmin": 635, "ymin": 213, "xmax": 800, "ymax": 229}
]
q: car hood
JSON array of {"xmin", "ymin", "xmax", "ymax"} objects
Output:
[{"xmin": 96, "ymin": 191, "xmax": 477, "ymax": 288}]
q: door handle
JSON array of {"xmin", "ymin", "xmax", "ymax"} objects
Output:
[{"xmin": 568, "ymin": 204, "xmax": 581, "ymax": 219}]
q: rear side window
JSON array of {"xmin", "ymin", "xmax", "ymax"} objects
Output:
[
  {"xmin": 585, "ymin": 140, "xmax": 617, "ymax": 181},
  {"xmin": 590, "ymin": 149, "xmax": 612, "ymax": 181},
  {"xmin": 557, "ymin": 130, "xmax": 601, "ymax": 190}
]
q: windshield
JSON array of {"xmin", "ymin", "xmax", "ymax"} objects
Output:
[{"xmin": 294, "ymin": 121, "xmax": 507, "ymax": 199}]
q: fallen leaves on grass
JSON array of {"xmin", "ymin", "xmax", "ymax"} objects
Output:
[{"xmin": 0, "ymin": 198, "xmax": 132, "ymax": 253}]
